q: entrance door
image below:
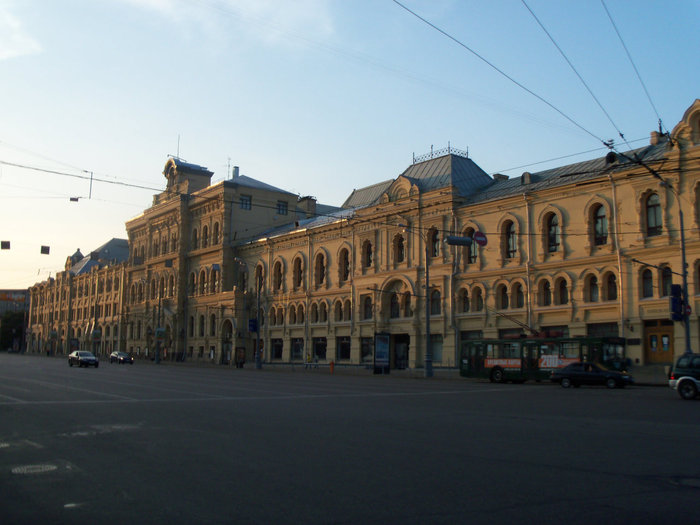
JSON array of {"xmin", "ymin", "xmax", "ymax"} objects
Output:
[
  {"xmin": 392, "ymin": 334, "xmax": 410, "ymax": 369},
  {"xmin": 644, "ymin": 320, "xmax": 674, "ymax": 364}
]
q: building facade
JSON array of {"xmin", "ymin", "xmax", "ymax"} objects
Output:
[{"xmin": 27, "ymin": 100, "xmax": 700, "ymax": 369}]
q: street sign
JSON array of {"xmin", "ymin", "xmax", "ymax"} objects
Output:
[{"xmin": 473, "ymin": 231, "xmax": 487, "ymax": 247}]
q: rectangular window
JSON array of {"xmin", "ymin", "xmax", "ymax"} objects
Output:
[
  {"xmin": 430, "ymin": 334, "xmax": 443, "ymax": 363},
  {"xmin": 360, "ymin": 337, "xmax": 374, "ymax": 365},
  {"xmin": 277, "ymin": 201, "xmax": 288, "ymax": 215},
  {"xmin": 336, "ymin": 336, "xmax": 351, "ymax": 361},
  {"xmin": 240, "ymin": 195, "xmax": 251, "ymax": 210},
  {"xmin": 271, "ymin": 339, "xmax": 283, "ymax": 360}
]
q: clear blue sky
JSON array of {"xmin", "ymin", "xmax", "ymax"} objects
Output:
[{"xmin": 1, "ymin": 0, "xmax": 698, "ymax": 289}]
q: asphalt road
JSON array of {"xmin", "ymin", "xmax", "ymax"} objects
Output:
[{"xmin": 1, "ymin": 353, "xmax": 699, "ymax": 525}]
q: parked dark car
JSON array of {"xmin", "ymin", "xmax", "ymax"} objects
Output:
[
  {"xmin": 110, "ymin": 351, "xmax": 134, "ymax": 364},
  {"xmin": 668, "ymin": 353, "xmax": 700, "ymax": 400},
  {"xmin": 68, "ymin": 351, "xmax": 99, "ymax": 368},
  {"xmin": 551, "ymin": 362, "xmax": 633, "ymax": 389}
]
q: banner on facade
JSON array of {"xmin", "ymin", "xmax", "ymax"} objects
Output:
[{"xmin": 374, "ymin": 332, "xmax": 390, "ymax": 375}]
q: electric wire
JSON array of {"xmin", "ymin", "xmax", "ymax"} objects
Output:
[
  {"xmin": 601, "ymin": 0, "xmax": 665, "ymax": 133},
  {"xmin": 390, "ymin": 0, "xmax": 607, "ymax": 146},
  {"xmin": 521, "ymin": 0, "xmax": 629, "ymax": 146}
]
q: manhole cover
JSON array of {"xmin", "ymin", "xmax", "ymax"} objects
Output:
[{"xmin": 12, "ymin": 464, "xmax": 58, "ymax": 475}]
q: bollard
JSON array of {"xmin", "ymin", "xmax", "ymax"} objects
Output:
[{"xmin": 329, "ymin": 361, "xmax": 335, "ymax": 374}]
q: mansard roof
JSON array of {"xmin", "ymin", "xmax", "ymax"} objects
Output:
[
  {"xmin": 464, "ymin": 139, "xmax": 671, "ymax": 205},
  {"xmin": 69, "ymin": 238, "xmax": 129, "ymax": 275}
]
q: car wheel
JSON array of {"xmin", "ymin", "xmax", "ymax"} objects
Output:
[
  {"xmin": 606, "ymin": 378, "xmax": 618, "ymax": 389},
  {"xmin": 491, "ymin": 368, "xmax": 504, "ymax": 383},
  {"xmin": 678, "ymin": 380, "xmax": 698, "ymax": 400},
  {"xmin": 561, "ymin": 377, "xmax": 572, "ymax": 388}
]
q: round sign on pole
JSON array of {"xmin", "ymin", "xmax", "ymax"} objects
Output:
[{"xmin": 473, "ymin": 231, "xmax": 487, "ymax": 247}]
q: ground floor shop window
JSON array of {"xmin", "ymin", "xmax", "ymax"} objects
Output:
[
  {"xmin": 313, "ymin": 337, "xmax": 327, "ymax": 360},
  {"xmin": 430, "ymin": 334, "xmax": 443, "ymax": 363},
  {"xmin": 361, "ymin": 337, "xmax": 373, "ymax": 365},
  {"xmin": 291, "ymin": 338, "xmax": 304, "ymax": 361},
  {"xmin": 336, "ymin": 336, "xmax": 350, "ymax": 360},
  {"xmin": 271, "ymin": 338, "xmax": 283, "ymax": 360}
]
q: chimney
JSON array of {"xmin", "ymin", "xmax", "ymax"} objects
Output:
[
  {"xmin": 232, "ymin": 166, "xmax": 239, "ymax": 179},
  {"xmin": 297, "ymin": 196, "xmax": 317, "ymax": 218},
  {"xmin": 521, "ymin": 172, "xmax": 531, "ymax": 185},
  {"xmin": 493, "ymin": 173, "xmax": 509, "ymax": 182}
]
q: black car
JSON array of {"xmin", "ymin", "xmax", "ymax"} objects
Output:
[
  {"xmin": 110, "ymin": 351, "xmax": 134, "ymax": 364},
  {"xmin": 668, "ymin": 353, "xmax": 700, "ymax": 400},
  {"xmin": 551, "ymin": 362, "xmax": 633, "ymax": 389},
  {"xmin": 68, "ymin": 351, "xmax": 99, "ymax": 368}
]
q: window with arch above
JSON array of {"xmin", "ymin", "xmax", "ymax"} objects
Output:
[
  {"xmin": 213, "ymin": 222, "xmax": 220, "ymax": 244},
  {"xmin": 277, "ymin": 308, "xmax": 284, "ymax": 325},
  {"xmin": 587, "ymin": 276, "xmax": 599, "ymax": 302},
  {"xmin": 363, "ymin": 296, "xmax": 373, "ymax": 320},
  {"xmin": 210, "ymin": 314, "xmax": 216, "ymax": 336},
  {"xmin": 547, "ymin": 214, "xmax": 560, "ymax": 253},
  {"xmin": 593, "ymin": 204, "xmax": 608, "ymax": 246},
  {"xmin": 430, "ymin": 289, "xmax": 441, "ymax": 315},
  {"xmin": 513, "ymin": 282, "xmax": 524, "ymax": 308},
  {"xmin": 362, "ymin": 241, "xmax": 373, "ymax": 268},
  {"xmin": 311, "ymin": 303, "xmax": 319, "ymax": 323},
  {"xmin": 393, "ymin": 234, "xmax": 405, "ymax": 264},
  {"xmin": 297, "ymin": 305, "xmax": 305, "ymax": 324},
  {"xmin": 202, "ymin": 225, "xmax": 209, "ymax": 248},
  {"xmin": 319, "ymin": 302, "xmax": 327, "ymax": 322},
  {"xmin": 390, "ymin": 293, "xmax": 400, "ymax": 318},
  {"xmin": 428, "ymin": 228, "xmax": 440, "ymax": 258},
  {"xmin": 556, "ymin": 278, "xmax": 569, "ymax": 305},
  {"xmin": 642, "ymin": 269, "xmax": 653, "ymax": 298},
  {"xmin": 459, "ymin": 289, "xmax": 470, "ymax": 313},
  {"xmin": 540, "ymin": 281, "xmax": 551, "ymax": 306},
  {"xmin": 497, "ymin": 285, "xmax": 509, "ymax": 310},
  {"xmin": 504, "ymin": 221, "xmax": 517, "ymax": 259},
  {"xmin": 605, "ymin": 273, "xmax": 617, "ymax": 301},
  {"xmin": 344, "ymin": 299, "xmax": 352, "ymax": 321},
  {"xmin": 314, "ymin": 253, "xmax": 325, "ymax": 287},
  {"xmin": 273, "ymin": 261, "xmax": 283, "ymax": 291},
  {"xmin": 192, "ymin": 228, "xmax": 199, "ymax": 249},
  {"xmin": 339, "ymin": 249, "xmax": 350, "ymax": 282},
  {"xmin": 464, "ymin": 228, "xmax": 477, "ymax": 264},
  {"xmin": 199, "ymin": 315, "xmax": 205, "ymax": 337},
  {"xmin": 402, "ymin": 292, "xmax": 411, "ymax": 317},
  {"xmin": 199, "ymin": 270, "xmax": 207, "ymax": 295},
  {"xmin": 473, "ymin": 288, "xmax": 484, "ymax": 312},
  {"xmin": 289, "ymin": 306, "xmax": 297, "ymax": 324},
  {"xmin": 661, "ymin": 267, "xmax": 673, "ymax": 297},
  {"xmin": 334, "ymin": 301, "xmax": 342, "ymax": 322},
  {"xmin": 293, "ymin": 258, "xmax": 303, "ymax": 289},
  {"xmin": 255, "ymin": 265, "xmax": 264, "ymax": 291},
  {"xmin": 646, "ymin": 193, "xmax": 662, "ymax": 237}
]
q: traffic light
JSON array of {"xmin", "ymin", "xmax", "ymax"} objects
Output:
[{"xmin": 670, "ymin": 284, "xmax": 684, "ymax": 321}]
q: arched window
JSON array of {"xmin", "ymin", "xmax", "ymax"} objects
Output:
[
  {"xmin": 273, "ymin": 261, "xmax": 283, "ymax": 291},
  {"xmin": 311, "ymin": 303, "xmax": 319, "ymax": 323},
  {"xmin": 289, "ymin": 306, "xmax": 297, "ymax": 325},
  {"xmin": 188, "ymin": 316, "xmax": 194, "ymax": 337},
  {"xmin": 465, "ymin": 228, "xmax": 477, "ymax": 264},
  {"xmin": 646, "ymin": 193, "xmax": 662, "ymax": 237},
  {"xmin": 390, "ymin": 293, "xmax": 400, "ymax": 318},
  {"xmin": 213, "ymin": 222, "xmax": 220, "ymax": 244},
  {"xmin": 192, "ymin": 228, "xmax": 199, "ymax": 249},
  {"xmin": 661, "ymin": 267, "xmax": 673, "ymax": 297},
  {"xmin": 334, "ymin": 301, "xmax": 343, "ymax": 322},
  {"xmin": 199, "ymin": 315, "xmax": 205, "ymax": 337},
  {"xmin": 594, "ymin": 205, "xmax": 608, "ymax": 245},
  {"xmin": 473, "ymin": 288, "xmax": 484, "ymax": 312},
  {"xmin": 428, "ymin": 228, "xmax": 439, "ymax": 258},
  {"xmin": 362, "ymin": 241, "xmax": 373, "ymax": 268},
  {"xmin": 547, "ymin": 214, "xmax": 560, "ymax": 253},
  {"xmin": 297, "ymin": 305, "xmax": 304, "ymax": 324},
  {"xmin": 606, "ymin": 273, "xmax": 617, "ymax": 301},
  {"xmin": 402, "ymin": 292, "xmax": 411, "ymax": 317},
  {"xmin": 344, "ymin": 299, "xmax": 352, "ymax": 321},
  {"xmin": 293, "ymin": 258, "xmax": 303, "ymax": 289},
  {"xmin": 255, "ymin": 265, "xmax": 264, "ymax": 292},
  {"xmin": 587, "ymin": 276, "xmax": 599, "ymax": 302},
  {"xmin": 210, "ymin": 314, "xmax": 216, "ymax": 336},
  {"xmin": 199, "ymin": 270, "xmax": 207, "ymax": 295},
  {"xmin": 497, "ymin": 285, "xmax": 509, "ymax": 310},
  {"xmin": 513, "ymin": 283, "xmax": 524, "ymax": 308},
  {"xmin": 393, "ymin": 234, "xmax": 405, "ymax": 264},
  {"xmin": 430, "ymin": 289, "xmax": 441, "ymax": 315},
  {"xmin": 319, "ymin": 302, "xmax": 327, "ymax": 322},
  {"xmin": 202, "ymin": 225, "xmax": 209, "ymax": 248},
  {"xmin": 277, "ymin": 308, "xmax": 284, "ymax": 325},
  {"xmin": 504, "ymin": 221, "xmax": 517, "ymax": 259},
  {"xmin": 642, "ymin": 269, "xmax": 653, "ymax": 298},
  {"xmin": 556, "ymin": 278, "xmax": 569, "ymax": 305},
  {"xmin": 363, "ymin": 296, "xmax": 373, "ymax": 320},
  {"xmin": 314, "ymin": 253, "xmax": 325, "ymax": 287},
  {"xmin": 540, "ymin": 281, "xmax": 551, "ymax": 306},
  {"xmin": 459, "ymin": 289, "xmax": 470, "ymax": 313},
  {"xmin": 339, "ymin": 248, "xmax": 350, "ymax": 282}
]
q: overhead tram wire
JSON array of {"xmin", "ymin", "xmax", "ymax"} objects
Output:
[
  {"xmin": 520, "ymin": 0, "xmax": 631, "ymax": 149},
  {"xmin": 390, "ymin": 0, "xmax": 607, "ymax": 147},
  {"xmin": 601, "ymin": 0, "xmax": 665, "ymax": 134}
]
